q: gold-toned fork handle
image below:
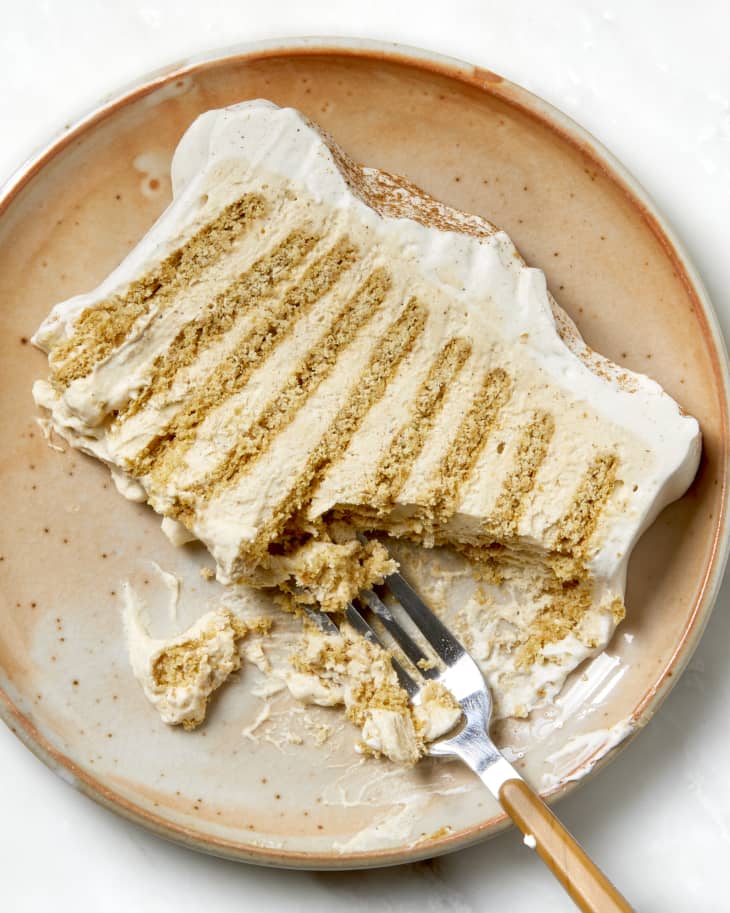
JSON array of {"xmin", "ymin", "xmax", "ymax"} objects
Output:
[{"xmin": 499, "ymin": 779, "xmax": 634, "ymax": 913}]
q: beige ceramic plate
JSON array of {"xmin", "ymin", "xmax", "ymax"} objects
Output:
[{"xmin": 1, "ymin": 38, "xmax": 728, "ymax": 869}]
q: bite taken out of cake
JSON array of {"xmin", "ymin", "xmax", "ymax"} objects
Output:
[{"xmin": 32, "ymin": 100, "xmax": 700, "ymax": 759}]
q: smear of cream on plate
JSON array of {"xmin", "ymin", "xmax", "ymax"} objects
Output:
[{"xmin": 541, "ymin": 718, "xmax": 636, "ymax": 789}]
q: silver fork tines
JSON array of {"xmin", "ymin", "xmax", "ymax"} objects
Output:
[
  {"xmin": 344, "ymin": 600, "xmax": 419, "ymax": 697},
  {"xmin": 302, "ymin": 600, "xmax": 419, "ymax": 698},
  {"xmin": 386, "ymin": 573, "xmax": 466, "ymax": 667},
  {"xmin": 359, "ymin": 587, "xmax": 440, "ymax": 679}
]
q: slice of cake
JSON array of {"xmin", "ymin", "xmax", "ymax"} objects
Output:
[{"xmin": 32, "ymin": 100, "xmax": 700, "ymax": 737}]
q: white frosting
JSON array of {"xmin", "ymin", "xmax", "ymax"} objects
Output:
[{"xmin": 160, "ymin": 516, "xmax": 197, "ymax": 547}]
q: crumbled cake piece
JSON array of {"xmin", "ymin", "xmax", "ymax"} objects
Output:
[
  {"xmin": 124, "ymin": 589, "xmax": 247, "ymax": 730},
  {"xmin": 286, "ymin": 623, "xmax": 460, "ymax": 764},
  {"xmin": 276, "ymin": 536, "xmax": 396, "ymax": 613}
]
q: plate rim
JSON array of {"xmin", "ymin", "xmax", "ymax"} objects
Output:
[{"xmin": 1, "ymin": 35, "xmax": 728, "ymax": 869}]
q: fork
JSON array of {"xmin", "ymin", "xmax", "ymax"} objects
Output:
[{"xmin": 307, "ymin": 567, "xmax": 633, "ymax": 913}]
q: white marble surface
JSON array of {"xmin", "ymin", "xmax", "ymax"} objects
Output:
[{"xmin": 2, "ymin": 1, "xmax": 730, "ymax": 910}]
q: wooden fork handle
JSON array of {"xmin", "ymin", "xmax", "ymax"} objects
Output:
[{"xmin": 499, "ymin": 779, "xmax": 634, "ymax": 913}]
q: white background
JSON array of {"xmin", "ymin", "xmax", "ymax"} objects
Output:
[{"xmin": 2, "ymin": 2, "xmax": 730, "ymax": 910}]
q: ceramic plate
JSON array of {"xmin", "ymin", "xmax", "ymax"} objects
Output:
[{"xmin": 1, "ymin": 38, "xmax": 728, "ymax": 868}]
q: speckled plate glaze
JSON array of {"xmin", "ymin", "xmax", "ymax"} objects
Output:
[{"xmin": 1, "ymin": 38, "xmax": 728, "ymax": 869}]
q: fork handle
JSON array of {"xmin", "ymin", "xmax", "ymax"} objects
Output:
[{"xmin": 499, "ymin": 778, "xmax": 634, "ymax": 913}]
